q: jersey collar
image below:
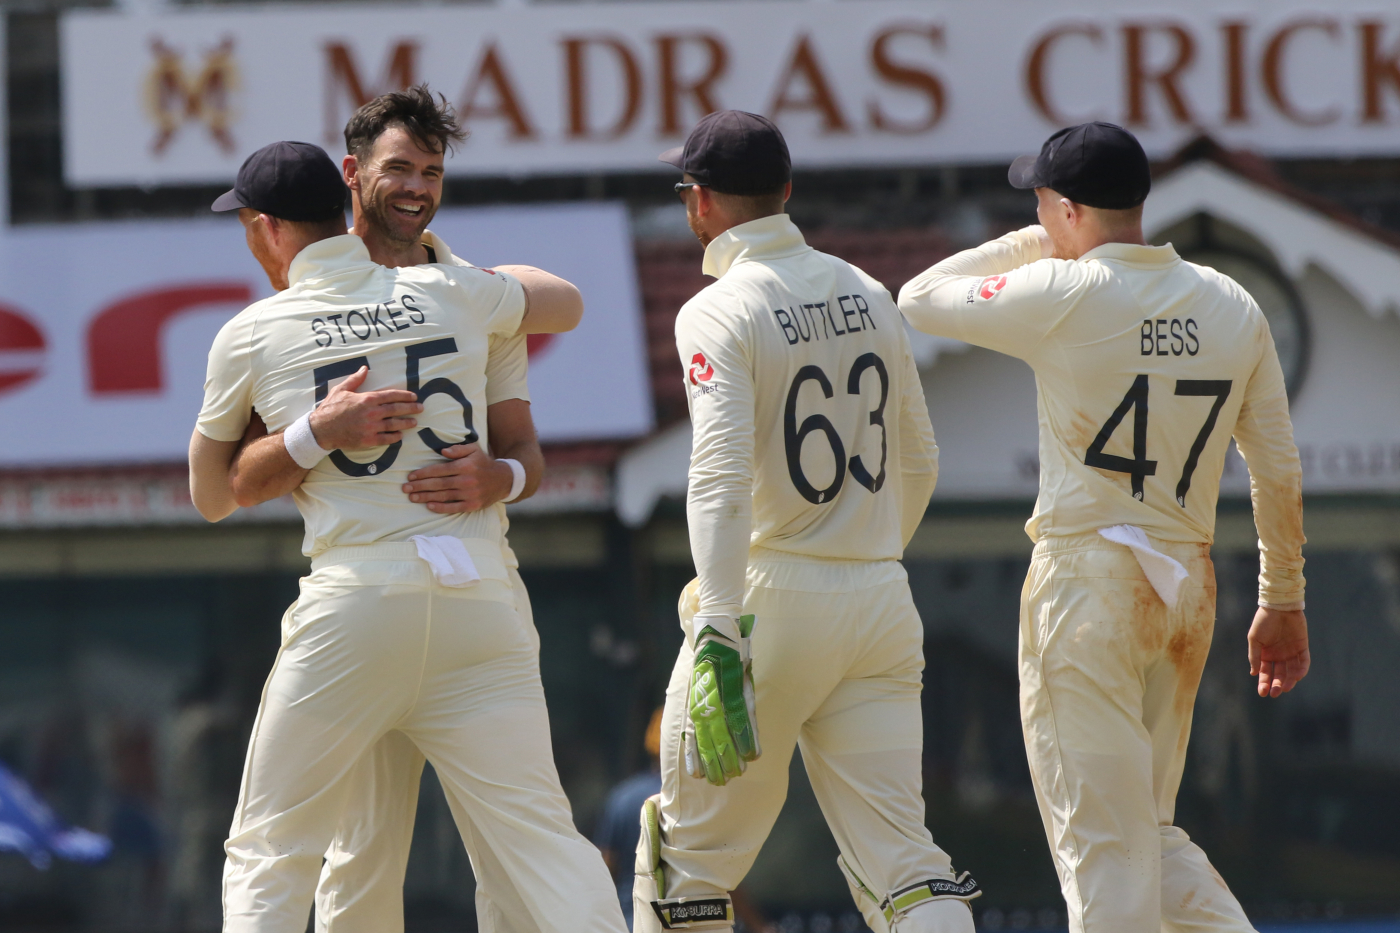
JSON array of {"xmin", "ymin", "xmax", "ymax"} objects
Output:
[
  {"xmin": 421, "ymin": 229, "xmax": 460, "ymax": 265},
  {"xmin": 1079, "ymin": 241, "xmax": 1180, "ymax": 266},
  {"xmin": 702, "ymin": 213, "xmax": 809, "ymax": 279},
  {"xmin": 288, "ymin": 234, "xmax": 375, "ymax": 286}
]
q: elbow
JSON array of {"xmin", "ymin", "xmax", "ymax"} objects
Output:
[
  {"xmin": 230, "ymin": 480, "xmax": 262, "ymax": 510},
  {"xmin": 192, "ymin": 494, "xmax": 234, "ymax": 523},
  {"xmin": 561, "ymin": 283, "xmax": 584, "ymax": 332},
  {"xmin": 227, "ymin": 468, "xmax": 260, "ymax": 509},
  {"xmin": 539, "ymin": 281, "xmax": 583, "ymax": 334}
]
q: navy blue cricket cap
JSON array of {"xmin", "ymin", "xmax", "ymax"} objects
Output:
[
  {"xmin": 660, "ymin": 110, "xmax": 791, "ymax": 196},
  {"xmin": 212, "ymin": 141, "xmax": 348, "ymax": 222},
  {"xmin": 1008, "ymin": 122, "xmax": 1151, "ymax": 210}
]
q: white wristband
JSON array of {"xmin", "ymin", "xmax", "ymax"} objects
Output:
[
  {"xmin": 284, "ymin": 412, "xmax": 330, "ymax": 470},
  {"xmin": 501, "ymin": 458, "xmax": 527, "ymax": 503}
]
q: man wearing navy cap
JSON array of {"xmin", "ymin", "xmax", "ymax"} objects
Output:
[
  {"xmin": 899, "ymin": 122, "xmax": 1309, "ymax": 933},
  {"xmin": 635, "ymin": 110, "xmax": 978, "ymax": 933},
  {"xmin": 189, "ymin": 137, "xmax": 627, "ymax": 933},
  {"xmin": 198, "ymin": 90, "xmax": 592, "ymax": 933}
]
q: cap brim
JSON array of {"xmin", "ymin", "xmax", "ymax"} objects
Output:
[
  {"xmin": 211, "ymin": 188, "xmax": 246, "ymax": 212},
  {"xmin": 1007, "ymin": 154, "xmax": 1044, "ymax": 190},
  {"xmin": 658, "ymin": 146, "xmax": 685, "ymax": 169}
]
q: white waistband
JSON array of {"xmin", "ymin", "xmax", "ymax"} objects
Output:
[{"xmin": 311, "ymin": 538, "xmax": 508, "ymax": 582}]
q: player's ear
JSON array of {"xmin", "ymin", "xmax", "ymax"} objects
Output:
[
  {"xmin": 258, "ymin": 213, "xmax": 283, "ymax": 244},
  {"xmin": 1059, "ymin": 198, "xmax": 1077, "ymax": 228},
  {"xmin": 342, "ymin": 154, "xmax": 359, "ymax": 189}
]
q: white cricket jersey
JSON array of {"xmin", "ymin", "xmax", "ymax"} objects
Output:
[
  {"xmin": 898, "ymin": 227, "xmax": 1305, "ymax": 608},
  {"xmin": 421, "ymin": 229, "xmax": 533, "ymax": 411},
  {"xmin": 677, "ymin": 214, "xmax": 938, "ymax": 621},
  {"xmin": 198, "ymin": 234, "xmax": 527, "ymax": 557}
]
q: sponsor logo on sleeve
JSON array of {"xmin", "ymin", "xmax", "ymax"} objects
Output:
[
  {"xmin": 688, "ymin": 352, "xmax": 718, "ymax": 397},
  {"xmin": 978, "ymin": 275, "xmax": 1008, "ymax": 300},
  {"xmin": 688, "ymin": 352, "xmax": 714, "ymax": 384}
]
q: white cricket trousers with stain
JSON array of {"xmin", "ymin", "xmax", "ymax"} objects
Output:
[
  {"xmin": 1020, "ymin": 533, "xmax": 1256, "ymax": 933},
  {"xmin": 641, "ymin": 553, "xmax": 975, "ymax": 933},
  {"xmin": 221, "ymin": 541, "xmax": 626, "ymax": 933},
  {"xmin": 312, "ymin": 561, "xmax": 547, "ymax": 933}
]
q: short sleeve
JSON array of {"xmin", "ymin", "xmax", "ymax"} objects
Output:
[
  {"xmin": 195, "ymin": 313, "xmax": 256, "ymax": 442},
  {"xmin": 485, "ymin": 334, "xmax": 530, "ymax": 405},
  {"xmin": 483, "ymin": 270, "xmax": 528, "ymax": 336},
  {"xmin": 439, "ymin": 265, "xmax": 528, "ymax": 338}
]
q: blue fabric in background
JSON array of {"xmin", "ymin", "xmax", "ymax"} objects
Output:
[
  {"xmin": 0, "ymin": 762, "xmax": 111, "ymax": 869},
  {"xmin": 595, "ymin": 770, "xmax": 663, "ymax": 931}
]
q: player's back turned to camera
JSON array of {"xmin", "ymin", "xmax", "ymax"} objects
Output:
[
  {"xmin": 898, "ymin": 122, "xmax": 1308, "ymax": 933},
  {"xmin": 637, "ymin": 110, "xmax": 978, "ymax": 933},
  {"xmin": 190, "ymin": 138, "xmax": 626, "ymax": 933}
]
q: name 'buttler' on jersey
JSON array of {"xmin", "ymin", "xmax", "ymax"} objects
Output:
[
  {"xmin": 897, "ymin": 227, "xmax": 1305, "ymax": 609},
  {"xmin": 197, "ymin": 234, "xmax": 528, "ymax": 557},
  {"xmin": 677, "ymin": 215, "xmax": 938, "ymax": 623}
]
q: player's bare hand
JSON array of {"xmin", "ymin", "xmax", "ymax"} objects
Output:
[
  {"xmin": 402, "ymin": 443, "xmax": 513, "ymax": 513},
  {"xmin": 309, "ymin": 365, "xmax": 423, "ymax": 451},
  {"xmin": 1247, "ymin": 607, "xmax": 1310, "ymax": 698}
]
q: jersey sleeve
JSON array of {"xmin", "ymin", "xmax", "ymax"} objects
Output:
[
  {"xmin": 195, "ymin": 313, "xmax": 256, "ymax": 442},
  {"xmin": 485, "ymin": 334, "xmax": 530, "ymax": 405},
  {"xmin": 1232, "ymin": 315, "xmax": 1306, "ymax": 610},
  {"xmin": 896, "ymin": 335, "xmax": 938, "ymax": 549},
  {"xmin": 897, "ymin": 226, "xmax": 1078, "ymax": 361},
  {"xmin": 449, "ymin": 267, "xmax": 528, "ymax": 337},
  {"xmin": 677, "ymin": 296, "xmax": 755, "ymax": 623}
]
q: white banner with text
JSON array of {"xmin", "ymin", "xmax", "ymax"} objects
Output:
[
  {"xmin": 62, "ymin": 0, "xmax": 1400, "ymax": 186},
  {"xmin": 2, "ymin": 202, "xmax": 651, "ymax": 467}
]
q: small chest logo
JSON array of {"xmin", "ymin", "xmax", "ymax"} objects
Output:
[
  {"xmin": 978, "ymin": 275, "xmax": 1008, "ymax": 300},
  {"xmin": 688, "ymin": 353, "xmax": 714, "ymax": 385}
]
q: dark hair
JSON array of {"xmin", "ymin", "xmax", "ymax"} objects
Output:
[{"xmin": 344, "ymin": 84, "xmax": 467, "ymax": 162}]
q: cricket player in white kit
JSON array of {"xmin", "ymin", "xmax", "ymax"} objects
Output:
[
  {"xmin": 201, "ymin": 91, "xmax": 596, "ymax": 933},
  {"xmin": 897, "ymin": 123, "xmax": 1311, "ymax": 933},
  {"xmin": 301, "ymin": 89, "xmax": 569, "ymax": 933},
  {"xmin": 189, "ymin": 140, "xmax": 626, "ymax": 933},
  {"xmin": 634, "ymin": 111, "xmax": 979, "ymax": 933}
]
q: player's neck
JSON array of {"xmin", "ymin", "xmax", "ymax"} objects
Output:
[
  {"xmin": 1067, "ymin": 226, "xmax": 1147, "ymax": 259},
  {"xmin": 356, "ymin": 224, "xmax": 426, "ymax": 268}
]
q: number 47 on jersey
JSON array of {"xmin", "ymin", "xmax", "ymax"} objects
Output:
[{"xmin": 1085, "ymin": 375, "xmax": 1232, "ymax": 506}]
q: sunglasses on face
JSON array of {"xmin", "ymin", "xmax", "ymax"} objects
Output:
[{"xmin": 674, "ymin": 181, "xmax": 709, "ymax": 199}]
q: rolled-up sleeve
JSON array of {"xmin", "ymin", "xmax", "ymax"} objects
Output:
[{"xmin": 196, "ymin": 312, "xmax": 256, "ymax": 442}]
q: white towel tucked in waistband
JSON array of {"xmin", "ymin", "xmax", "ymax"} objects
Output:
[
  {"xmin": 1097, "ymin": 524, "xmax": 1189, "ymax": 609},
  {"xmin": 409, "ymin": 535, "xmax": 481, "ymax": 587}
]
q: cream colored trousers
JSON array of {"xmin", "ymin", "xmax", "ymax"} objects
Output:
[
  {"xmin": 222, "ymin": 542, "xmax": 625, "ymax": 933},
  {"xmin": 312, "ymin": 562, "xmax": 543, "ymax": 933},
  {"xmin": 640, "ymin": 555, "xmax": 975, "ymax": 933},
  {"xmin": 1020, "ymin": 533, "xmax": 1255, "ymax": 933}
]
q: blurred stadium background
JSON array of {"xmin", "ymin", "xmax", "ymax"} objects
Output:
[{"xmin": 1, "ymin": 0, "xmax": 1400, "ymax": 930}]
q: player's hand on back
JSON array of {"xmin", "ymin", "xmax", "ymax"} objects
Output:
[
  {"xmin": 1247, "ymin": 607, "xmax": 1310, "ymax": 698},
  {"xmin": 309, "ymin": 365, "xmax": 423, "ymax": 451},
  {"xmin": 402, "ymin": 443, "xmax": 514, "ymax": 513}
]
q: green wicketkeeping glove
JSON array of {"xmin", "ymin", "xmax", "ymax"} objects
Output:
[{"xmin": 684, "ymin": 613, "xmax": 760, "ymax": 786}]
